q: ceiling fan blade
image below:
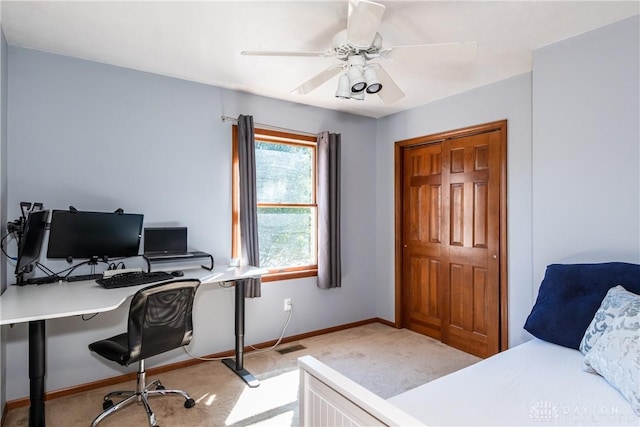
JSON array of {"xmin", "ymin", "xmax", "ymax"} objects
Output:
[
  {"xmin": 291, "ymin": 66, "xmax": 343, "ymax": 95},
  {"xmin": 381, "ymin": 42, "xmax": 478, "ymax": 63},
  {"xmin": 347, "ymin": 0, "xmax": 385, "ymax": 49},
  {"xmin": 375, "ymin": 66, "xmax": 405, "ymax": 104},
  {"xmin": 241, "ymin": 50, "xmax": 333, "ymax": 58}
]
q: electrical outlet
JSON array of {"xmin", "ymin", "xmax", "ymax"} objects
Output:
[{"xmin": 284, "ymin": 298, "xmax": 292, "ymax": 312}]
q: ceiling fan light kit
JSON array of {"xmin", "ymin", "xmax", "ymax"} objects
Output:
[
  {"xmin": 364, "ymin": 67, "xmax": 382, "ymax": 94},
  {"xmin": 242, "ymin": 0, "xmax": 477, "ymax": 105},
  {"xmin": 335, "ymin": 59, "xmax": 382, "ymax": 100},
  {"xmin": 335, "ymin": 74, "xmax": 352, "ymax": 99},
  {"xmin": 346, "ymin": 55, "xmax": 367, "ymax": 93}
]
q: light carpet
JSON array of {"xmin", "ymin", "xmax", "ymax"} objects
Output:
[{"xmin": 3, "ymin": 323, "xmax": 480, "ymax": 426}]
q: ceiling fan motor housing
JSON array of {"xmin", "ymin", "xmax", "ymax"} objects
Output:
[{"xmin": 332, "ymin": 30, "xmax": 383, "ymax": 59}]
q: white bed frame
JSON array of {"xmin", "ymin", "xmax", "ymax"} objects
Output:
[
  {"xmin": 299, "ymin": 341, "xmax": 639, "ymax": 427},
  {"xmin": 298, "ymin": 355, "xmax": 426, "ymax": 426},
  {"xmin": 298, "ymin": 264, "xmax": 640, "ymax": 427}
]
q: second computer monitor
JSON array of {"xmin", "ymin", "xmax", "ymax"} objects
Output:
[{"xmin": 143, "ymin": 227, "xmax": 188, "ymax": 256}]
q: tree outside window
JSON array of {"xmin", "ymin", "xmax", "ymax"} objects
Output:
[{"xmin": 233, "ymin": 127, "xmax": 318, "ymax": 281}]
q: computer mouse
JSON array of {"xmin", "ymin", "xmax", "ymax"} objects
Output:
[{"xmin": 170, "ymin": 270, "xmax": 184, "ymax": 277}]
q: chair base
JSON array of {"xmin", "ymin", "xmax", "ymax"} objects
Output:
[{"xmin": 91, "ymin": 373, "xmax": 195, "ymax": 427}]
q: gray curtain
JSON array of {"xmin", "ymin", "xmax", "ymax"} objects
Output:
[
  {"xmin": 237, "ymin": 115, "xmax": 261, "ymax": 297},
  {"xmin": 317, "ymin": 131, "xmax": 341, "ymax": 289}
]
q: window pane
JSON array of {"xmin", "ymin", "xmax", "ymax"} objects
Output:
[
  {"xmin": 255, "ymin": 141, "xmax": 313, "ymax": 204},
  {"xmin": 258, "ymin": 207, "xmax": 316, "ymax": 269}
]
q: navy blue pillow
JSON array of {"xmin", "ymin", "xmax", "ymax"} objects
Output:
[{"xmin": 524, "ymin": 262, "xmax": 640, "ymax": 349}]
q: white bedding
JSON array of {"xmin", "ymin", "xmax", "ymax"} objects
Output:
[{"xmin": 388, "ymin": 339, "xmax": 639, "ymax": 426}]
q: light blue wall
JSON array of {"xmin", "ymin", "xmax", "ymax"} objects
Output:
[
  {"xmin": 0, "ymin": 20, "xmax": 8, "ymax": 416},
  {"xmin": 374, "ymin": 73, "xmax": 534, "ymax": 348},
  {"xmin": 4, "ymin": 47, "xmax": 377, "ymax": 400},
  {"xmin": 532, "ymin": 16, "xmax": 640, "ymax": 286}
]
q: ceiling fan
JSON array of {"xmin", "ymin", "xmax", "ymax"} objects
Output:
[{"xmin": 241, "ymin": 0, "xmax": 477, "ymax": 104}]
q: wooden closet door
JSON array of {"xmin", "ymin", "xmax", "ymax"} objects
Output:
[
  {"xmin": 398, "ymin": 122, "xmax": 505, "ymax": 358},
  {"xmin": 440, "ymin": 130, "xmax": 501, "ymax": 358},
  {"xmin": 401, "ymin": 143, "xmax": 443, "ymax": 340}
]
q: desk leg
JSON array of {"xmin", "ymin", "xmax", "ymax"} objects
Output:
[
  {"xmin": 29, "ymin": 320, "xmax": 46, "ymax": 427},
  {"xmin": 222, "ymin": 280, "xmax": 260, "ymax": 388}
]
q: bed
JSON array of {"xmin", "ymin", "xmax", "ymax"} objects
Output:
[{"xmin": 298, "ymin": 262, "xmax": 640, "ymax": 426}]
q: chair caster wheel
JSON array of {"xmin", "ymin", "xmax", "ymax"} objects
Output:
[
  {"xmin": 155, "ymin": 384, "xmax": 166, "ymax": 390},
  {"xmin": 184, "ymin": 398, "xmax": 196, "ymax": 408},
  {"xmin": 102, "ymin": 399, "xmax": 114, "ymax": 410}
]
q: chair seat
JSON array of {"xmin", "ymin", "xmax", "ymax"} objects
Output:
[{"xmin": 89, "ymin": 333, "xmax": 130, "ymax": 366}]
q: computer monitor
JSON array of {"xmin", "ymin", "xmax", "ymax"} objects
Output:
[
  {"xmin": 47, "ymin": 210, "xmax": 144, "ymax": 261},
  {"xmin": 15, "ymin": 209, "xmax": 49, "ymax": 274}
]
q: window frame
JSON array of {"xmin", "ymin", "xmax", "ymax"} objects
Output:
[{"xmin": 232, "ymin": 126, "xmax": 318, "ymax": 282}]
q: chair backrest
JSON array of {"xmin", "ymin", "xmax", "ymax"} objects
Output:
[{"xmin": 127, "ymin": 279, "xmax": 200, "ymax": 363}]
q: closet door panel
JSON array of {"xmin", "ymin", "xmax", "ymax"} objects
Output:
[
  {"xmin": 402, "ymin": 143, "xmax": 443, "ymax": 339},
  {"xmin": 441, "ymin": 131, "xmax": 501, "ymax": 358}
]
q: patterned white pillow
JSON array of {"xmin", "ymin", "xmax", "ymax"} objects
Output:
[
  {"xmin": 580, "ymin": 285, "xmax": 638, "ymax": 354},
  {"xmin": 583, "ymin": 296, "xmax": 640, "ymax": 416}
]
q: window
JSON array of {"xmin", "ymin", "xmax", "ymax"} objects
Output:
[{"xmin": 232, "ymin": 127, "xmax": 318, "ymax": 281}]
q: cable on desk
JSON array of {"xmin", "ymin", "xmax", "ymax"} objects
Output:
[
  {"xmin": 106, "ymin": 262, "xmax": 127, "ymax": 271},
  {"xmin": 54, "ymin": 259, "xmax": 96, "ymax": 278},
  {"xmin": 182, "ymin": 306, "xmax": 293, "ymax": 361},
  {"xmin": 16, "ymin": 256, "xmax": 133, "ymax": 284},
  {"xmin": 0, "ymin": 231, "xmax": 17, "ymax": 260},
  {"xmin": 35, "ymin": 262, "xmax": 56, "ymax": 277},
  {"xmin": 63, "ymin": 259, "xmax": 98, "ymax": 278},
  {"xmin": 56, "ymin": 256, "xmax": 125, "ymax": 277}
]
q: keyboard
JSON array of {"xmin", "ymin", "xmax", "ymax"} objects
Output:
[{"xmin": 96, "ymin": 271, "xmax": 174, "ymax": 289}]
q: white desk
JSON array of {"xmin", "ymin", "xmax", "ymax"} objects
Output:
[{"xmin": 0, "ymin": 265, "xmax": 266, "ymax": 427}]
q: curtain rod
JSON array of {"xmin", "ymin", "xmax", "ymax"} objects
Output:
[{"xmin": 220, "ymin": 115, "xmax": 318, "ymax": 138}]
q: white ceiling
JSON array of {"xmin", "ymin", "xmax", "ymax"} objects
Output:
[{"xmin": 1, "ymin": 1, "xmax": 638, "ymax": 118}]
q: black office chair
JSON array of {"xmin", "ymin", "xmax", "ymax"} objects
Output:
[{"xmin": 88, "ymin": 279, "xmax": 201, "ymax": 427}]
